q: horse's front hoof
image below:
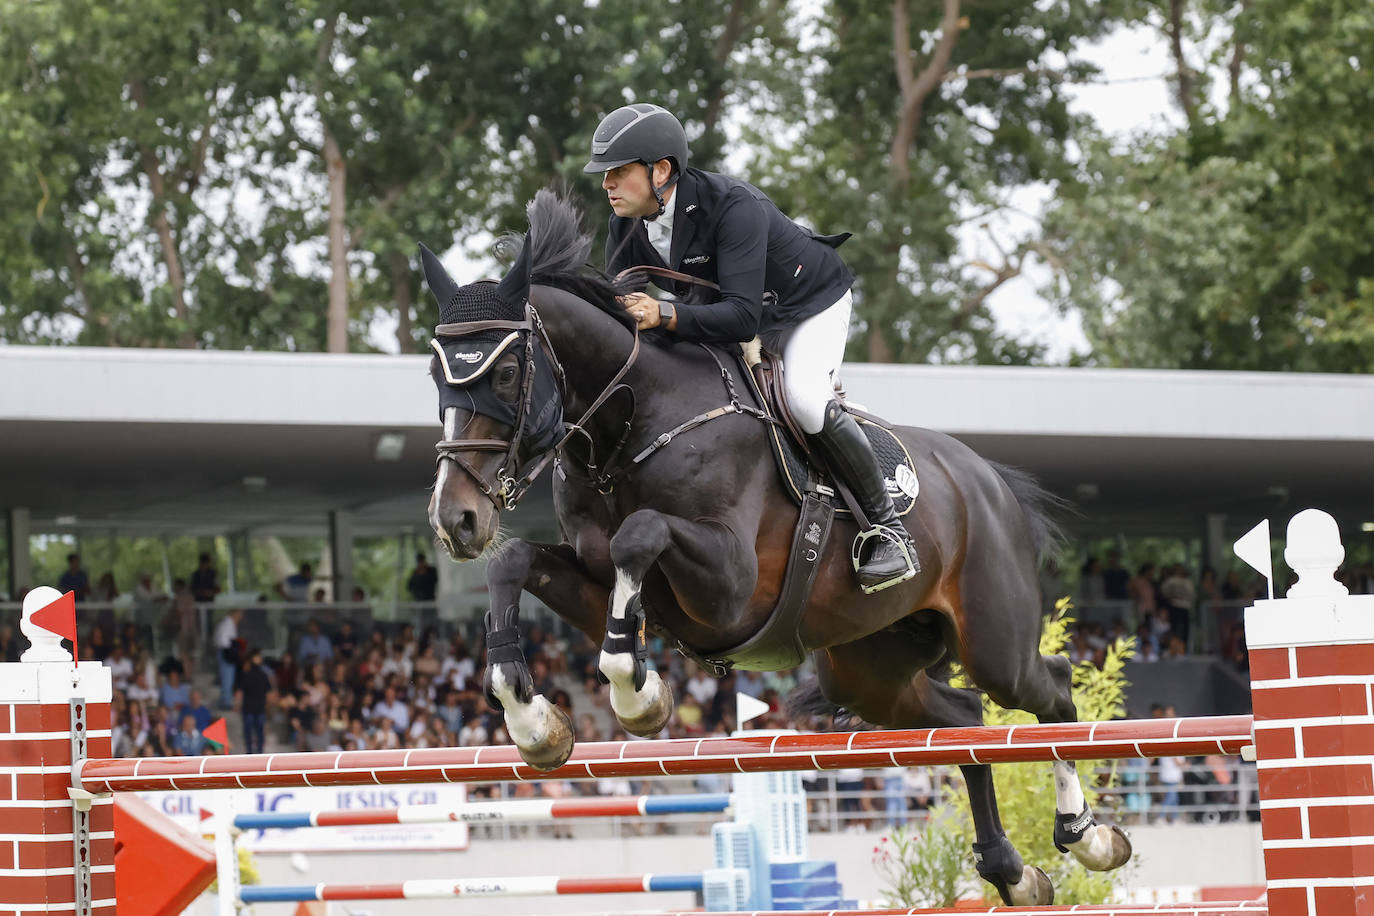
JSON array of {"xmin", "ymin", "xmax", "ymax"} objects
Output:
[
  {"xmin": 1067, "ymin": 823, "xmax": 1133, "ymax": 871},
  {"xmin": 512, "ymin": 702, "xmax": 575, "ymax": 772},
  {"xmin": 1007, "ymin": 865, "xmax": 1054, "ymax": 906},
  {"xmin": 616, "ymin": 672, "xmax": 674, "ymax": 738}
]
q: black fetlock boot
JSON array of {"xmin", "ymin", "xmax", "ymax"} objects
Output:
[{"xmin": 810, "ymin": 400, "xmax": 920, "ymax": 593}]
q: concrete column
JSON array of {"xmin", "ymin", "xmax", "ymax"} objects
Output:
[
  {"xmin": 328, "ymin": 510, "xmax": 355, "ymax": 605},
  {"xmin": 1204, "ymin": 513, "xmax": 1228, "ymax": 578},
  {"xmin": 5, "ymin": 506, "xmax": 32, "ymax": 598}
]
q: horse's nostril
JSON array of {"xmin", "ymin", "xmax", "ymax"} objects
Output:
[{"xmin": 457, "ymin": 510, "xmax": 477, "ymax": 542}]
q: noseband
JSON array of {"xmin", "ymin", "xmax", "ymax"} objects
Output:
[{"xmin": 432, "ymin": 302, "xmax": 640, "ymax": 511}]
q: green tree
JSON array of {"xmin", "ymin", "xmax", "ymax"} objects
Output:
[
  {"xmin": 746, "ymin": 0, "xmax": 1134, "ymax": 364},
  {"xmin": 1040, "ymin": 0, "xmax": 1374, "ymax": 370}
]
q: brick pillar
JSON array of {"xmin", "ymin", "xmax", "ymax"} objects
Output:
[
  {"xmin": 1247, "ymin": 509, "xmax": 1374, "ymax": 916},
  {"xmin": 1, "ymin": 587, "xmax": 115, "ymax": 915}
]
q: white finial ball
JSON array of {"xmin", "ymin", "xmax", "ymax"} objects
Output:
[
  {"xmin": 20, "ymin": 586, "xmax": 74, "ymax": 662},
  {"xmin": 1285, "ymin": 509, "xmax": 1348, "ymax": 598}
]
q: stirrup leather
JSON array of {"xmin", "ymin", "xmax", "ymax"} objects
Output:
[{"xmin": 850, "ymin": 524, "xmax": 917, "ymax": 594}]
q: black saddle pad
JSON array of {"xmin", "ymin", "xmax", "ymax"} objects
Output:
[{"xmin": 730, "ymin": 347, "xmax": 917, "ymax": 518}]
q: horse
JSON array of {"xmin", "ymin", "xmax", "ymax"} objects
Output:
[{"xmin": 420, "ymin": 189, "xmax": 1130, "ymax": 905}]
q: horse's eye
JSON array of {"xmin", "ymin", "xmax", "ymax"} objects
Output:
[{"xmin": 500, "ymin": 366, "xmax": 518, "ymax": 383}]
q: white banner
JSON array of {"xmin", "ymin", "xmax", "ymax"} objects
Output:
[{"xmin": 138, "ymin": 785, "xmax": 470, "ymax": 853}]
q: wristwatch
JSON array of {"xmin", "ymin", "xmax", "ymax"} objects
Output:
[{"xmin": 658, "ymin": 299, "xmax": 676, "ymax": 324}]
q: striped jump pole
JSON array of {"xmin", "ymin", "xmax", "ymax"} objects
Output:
[
  {"xmin": 523, "ymin": 905, "xmax": 1268, "ymax": 916},
  {"xmin": 233, "ymin": 792, "xmax": 730, "ymax": 830},
  {"xmin": 238, "ymin": 872, "xmax": 704, "ymax": 903},
  {"xmin": 77, "ymin": 714, "xmax": 1254, "ymax": 793}
]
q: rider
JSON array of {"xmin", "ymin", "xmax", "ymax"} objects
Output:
[{"xmin": 584, "ymin": 102, "xmax": 920, "ymax": 593}]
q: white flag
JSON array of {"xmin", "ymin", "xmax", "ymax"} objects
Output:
[
  {"xmin": 1233, "ymin": 519, "xmax": 1274, "ymax": 600},
  {"xmin": 736, "ymin": 692, "xmax": 771, "ymax": 727}
]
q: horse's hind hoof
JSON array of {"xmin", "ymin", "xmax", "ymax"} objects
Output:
[
  {"xmin": 515, "ymin": 703, "xmax": 575, "ymax": 772},
  {"xmin": 1011, "ymin": 865, "xmax": 1054, "ymax": 906},
  {"xmin": 616, "ymin": 674, "xmax": 674, "ymax": 738}
]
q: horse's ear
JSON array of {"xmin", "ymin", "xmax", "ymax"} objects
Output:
[
  {"xmin": 495, "ymin": 232, "xmax": 533, "ymax": 308},
  {"xmin": 419, "ymin": 243, "xmax": 459, "ymax": 309}
]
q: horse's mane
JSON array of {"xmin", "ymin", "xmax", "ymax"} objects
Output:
[{"xmin": 494, "ymin": 188, "xmax": 636, "ymax": 332}]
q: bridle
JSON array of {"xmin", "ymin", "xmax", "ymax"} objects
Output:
[{"xmin": 432, "ymin": 301, "xmax": 641, "ymax": 511}]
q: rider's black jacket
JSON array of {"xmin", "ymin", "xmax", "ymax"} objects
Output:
[{"xmin": 604, "ymin": 167, "xmax": 854, "ymax": 348}]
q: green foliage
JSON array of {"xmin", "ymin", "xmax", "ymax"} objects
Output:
[
  {"xmin": 1042, "ymin": 0, "xmax": 1374, "ymax": 371},
  {"xmin": 876, "ymin": 599, "xmax": 1136, "ymax": 908}
]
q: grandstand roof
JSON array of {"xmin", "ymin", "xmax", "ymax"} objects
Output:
[{"xmin": 2, "ymin": 346, "xmax": 1372, "ymax": 539}]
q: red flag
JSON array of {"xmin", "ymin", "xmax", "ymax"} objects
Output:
[
  {"xmin": 202, "ymin": 718, "xmax": 229, "ymax": 752},
  {"xmin": 30, "ymin": 590, "xmax": 77, "ymax": 661}
]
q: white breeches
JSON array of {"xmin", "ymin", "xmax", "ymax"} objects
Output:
[{"xmin": 779, "ymin": 290, "xmax": 853, "ymax": 434}]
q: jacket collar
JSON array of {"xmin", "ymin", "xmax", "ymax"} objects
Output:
[{"xmin": 667, "ymin": 168, "xmax": 702, "ymax": 268}]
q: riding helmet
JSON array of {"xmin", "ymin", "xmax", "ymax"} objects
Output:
[{"xmin": 582, "ymin": 103, "xmax": 689, "ymax": 174}]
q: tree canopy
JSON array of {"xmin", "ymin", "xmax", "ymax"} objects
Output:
[{"xmin": 1, "ymin": 0, "xmax": 1369, "ymax": 369}]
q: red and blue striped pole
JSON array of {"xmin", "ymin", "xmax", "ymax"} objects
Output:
[
  {"xmin": 232, "ymin": 792, "xmax": 730, "ymax": 831},
  {"xmin": 238, "ymin": 873, "xmax": 705, "ymax": 903}
]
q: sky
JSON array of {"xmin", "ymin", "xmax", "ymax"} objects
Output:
[{"xmin": 382, "ymin": 21, "xmax": 1187, "ymax": 361}]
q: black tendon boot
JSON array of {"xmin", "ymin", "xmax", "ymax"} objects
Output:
[{"xmin": 811, "ymin": 400, "xmax": 920, "ymax": 593}]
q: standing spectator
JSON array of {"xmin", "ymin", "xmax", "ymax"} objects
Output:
[
  {"xmin": 1159, "ymin": 564, "xmax": 1196, "ymax": 648},
  {"xmin": 190, "ymin": 553, "xmax": 221, "ymax": 603},
  {"xmin": 407, "ymin": 554, "xmax": 438, "ymax": 602},
  {"xmin": 171, "ymin": 578, "xmax": 198, "ymax": 678},
  {"xmin": 214, "ymin": 608, "xmax": 243, "ymax": 709},
  {"xmin": 131, "ymin": 571, "xmax": 163, "ymax": 617},
  {"xmin": 1102, "ymin": 549, "xmax": 1130, "ymax": 601},
  {"xmin": 1078, "ymin": 557, "xmax": 1105, "ymax": 604},
  {"xmin": 1128, "ymin": 564, "xmax": 1157, "ymax": 625},
  {"xmin": 92, "ymin": 572, "xmax": 119, "ymax": 603},
  {"xmin": 298, "ymin": 619, "xmax": 334, "ymax": 666},
  {"xmin": 280, "ymin": 563, "xmax": 313, "ymax": 602},
  {"xmin": 235, "ymin": 647, "xmax": 273, "ymax": 755},
  {"xmin": 58, "ymin": 554, "xmax": 90, "ymax": 601}
]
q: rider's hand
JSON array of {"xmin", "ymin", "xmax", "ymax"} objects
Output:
[{"xmin": 618, "ymin": 292, "xmax": 661, "ymax": 330}]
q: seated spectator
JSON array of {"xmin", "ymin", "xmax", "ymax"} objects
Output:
[
  {"xmin": 127, "ymin": 669, "xmax": 159, "ymax": 705},
  {"xmin": 686, "ymin": 669, "xmax": 719, "ymax": 708},
  {"xmin": 180, "ymin": 689, "xmax": 214, "ymax": 733},
  {"xmin": 170, "ymin": 713, "xmax": 207, "ymax": 756},
  {"xmin": 0, "ymin": 624, "xmax": 20, "ymax": 663},
  {"xmin": 105, "ymin": 643, "xmax": 134, "ymax": 692},
  {"xmin": 436, "ymin": 690, "xmax": 464, "ymax": 736},
  {"xmin": 300, "ymin": 716, "xmax": 335, "ymax": 752},
  {"xmin": 298, "ymin": 620, "xmax": 334, "ymax": 666},
  {"xmin": 371, "ymin": 685, "xmax": 410, "ymax": 734},
  {"xmin": 333, "ymin": 621, "xmax": 359, "ymax": 661},
  {"xmin": 158, "ymin": 670, "xmax": 191, "ymax": 710}
]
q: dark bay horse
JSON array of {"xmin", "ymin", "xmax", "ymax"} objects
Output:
[{"xmin": 422, "ymin": 190, "xmax": 1129, "ymax": 905}]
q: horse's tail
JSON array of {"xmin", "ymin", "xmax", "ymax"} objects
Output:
[{"xmin": 987, "ymin": 460, "xmax": 1072, "ymax": 567}]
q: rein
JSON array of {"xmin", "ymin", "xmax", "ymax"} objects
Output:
[{"xmin": 434, "ymin": 273, "xmax": 772, "ymax": 512}]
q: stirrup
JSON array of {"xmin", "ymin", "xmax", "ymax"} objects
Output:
[{"xmin": 851, "ymin": 525, "xmax": 917, "ymax": 594}]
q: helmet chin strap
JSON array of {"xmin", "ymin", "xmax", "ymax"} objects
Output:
[{"xmin": 643, "ymin": 163, "xmax": 681, "ymax": 221}]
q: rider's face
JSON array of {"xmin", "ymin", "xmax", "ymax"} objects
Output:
[{"xmin": 601, "ymin": 160, "xmax": 672, "ymax": 219}]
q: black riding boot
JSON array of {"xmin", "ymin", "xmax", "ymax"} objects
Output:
[{"xmin": 810, "ymin": 400, "xmax": 920, "ymax": 593}]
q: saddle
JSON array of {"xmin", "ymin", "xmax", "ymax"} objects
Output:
[
  {"xmin": 737, "ymin": 343, "xmax": 919, "ymax": 519},
  {"xmin": 669, "ymin": 342, "xmax": 923, "ymax": 677}
]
